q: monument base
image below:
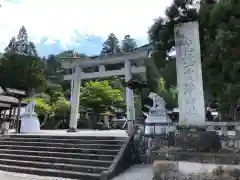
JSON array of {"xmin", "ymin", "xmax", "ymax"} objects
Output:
[
  {"xmin": 20, "ymin": 113, "xmax": 40, "ymax": 133},
  {"xmin": 67, "ymin": 128, "xmax": 78, "ymax": 132}
]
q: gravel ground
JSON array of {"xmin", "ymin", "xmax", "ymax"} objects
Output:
[{"xmin": 0, "ymin": 165, "xmax": 153, "ymax": 180}]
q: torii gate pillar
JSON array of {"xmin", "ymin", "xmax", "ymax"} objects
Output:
[
  {"xmin": 68, "ymin": 66, "xmax": 82, "ymax": 132},
  {"xmin": 125, "ymin": 59, "xmax": 135, "ymax": 133}
]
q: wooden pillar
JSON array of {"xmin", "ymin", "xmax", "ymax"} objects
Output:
[
  {"xmin": 15, "ymin": 100, "xmax": 21, "ymax": 133},
  {"xmin": 8, "ymin": 107, "xmax": 13, "ymax": 127},
  {"xmin": 11, "ymin": 108, "xmax": 16, "ymax": 130},
  {"xmin": 2, "ymin": 107, "xmax": 12, "ymax": 134},
  {"xmin": 0, "ymin": 110, "xmax": 3, "ymax": 133}
]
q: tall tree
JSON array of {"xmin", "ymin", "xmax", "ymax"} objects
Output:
[
  {"xmin": 28, "ymin": 41, "xmax": 38, "ymax": 57},
  {"xmin": 45, "ymin": 54, "xmax": 61, "ymax": 77},
  {"xmin": 16, "ymin": 26, "xmax": 29, "ymax": 55},
  {"xmin": 0, "ymin": 53, "xmax": 46, "ymax": 94},
  {"xmin": 121, "ymin": 35, "xmax": 137, "ymax": 52},
  {"xmin": 4, "ymin": 37, "xmax": 17, "ymax": 53},
  {"xmin": 17, "ymin": 26, "xmax": 28, "ymax": 42},
  {"xmin": 200, "ymin": 0, "xmax": 240, "ymax": 117},
  {"xmin": 5, "ymin": 26, "xmax": 38, "ymax": 56},
  {"xmin": 148, "ymin": 0, "xmax": 240, "ymax": 118},
  {"xmin": 101, "ymin": 33, "xmax": 121, "ymax": 55}
]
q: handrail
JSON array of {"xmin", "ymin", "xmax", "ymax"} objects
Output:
[{"xmin": 101, "ymin": 127, "xmax": 137, "ymax": 180}]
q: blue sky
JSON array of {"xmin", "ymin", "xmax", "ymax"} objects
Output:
[{"xmin": 0, "ymin": 0, "xmax": 172, "ymax": 56}]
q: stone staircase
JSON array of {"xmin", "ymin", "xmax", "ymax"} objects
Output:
[{"xmin": 0, "ymin": 134, "xmax": 127, "ymax": 180}]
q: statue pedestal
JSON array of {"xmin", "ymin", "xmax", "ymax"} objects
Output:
[
  {"xmin": 2, "ymin": 122, "xmax": 10, "ymax": 135},
  {"xmin": 20, "ymin": 112, "xmax": 40, "ymax": 133},
  {"xmin": 145, "ymin": 116, "xmax": 170, "ymax": 135},
  {"xmin": 144, "ymin": 108, "xmax": 175, "ymax": 135}
]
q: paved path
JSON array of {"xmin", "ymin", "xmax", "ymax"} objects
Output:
[
  {"xmin": 0, "ymin": 165, "xmax": 153, "ymax": 180},
  {"xmin": 9, "ymin": 129, "xmax": 128, "ymax": 137},
  {"xmin": 0, "ymin": 171, "xmax": 73, "ymax": 180},
  {"xmin": 112, "ymin": 164, "xmax": 153, "ymax": 180}
]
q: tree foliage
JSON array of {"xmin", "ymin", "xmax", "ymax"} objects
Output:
[
  {"xmin": 0, "ymin": 53, "xmax": 46, "ymax": 93},
  {"xmin": 5, "ymin": 26, "xmax": 38, "ymax": 56},
  {"xmin": 80, "ymin": 80, "xmax": 124, "ymax": 111},
  {"xmin": 0, "ymin": 26, "xmax": 45, "ymax": 93},
  {"xmin": 148, "ymin": 0, "xmax": 240, "ymax": 117},
  {"xmin": 26, "ymin": 96, "xmax": 52, "ymax": 116},
  {"xmin": 52, "ymin": 96, "xmax": 70, "ymax": 116},
  {"xmin": 200, "ymin": 0, "xmax": 240, "ymax": 113},
  {"xmin": 121, "ymin": 35, "xmax": 137, "ymax": 52},
  {"xmin": 157, "ymin": 77, "xmax": 178, "ymax": 109},
  {"xmin": 100, "ymin": 33, "xmax": 121, "ymax": 55},
  {"xmin": 45, "ymin": 83, "xmax": 64, "ymax": 104}
]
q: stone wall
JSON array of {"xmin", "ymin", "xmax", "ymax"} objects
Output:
[{"xmin": 153, "ymin": 160, "xmax": 240, "ymax": 180}]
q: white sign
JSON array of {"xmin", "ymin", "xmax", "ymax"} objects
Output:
[{"xmin": 175, "ymin": 21, "xmax": 205, "ymax": 125}]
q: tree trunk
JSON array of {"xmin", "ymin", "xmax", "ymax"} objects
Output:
[
  {"xmin": 228, "ymin": 103, "xmax": 235, "ymax": 121},
  {"xmin": 40, "ymin": 114, "xmax": 48, "ymax": 127},
  {"xmin": 90, "ymin": 111, "xmax": 100, "ymax": 129}
]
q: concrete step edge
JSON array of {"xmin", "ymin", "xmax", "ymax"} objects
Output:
[
  {"xmin": 0, "ymin": 145, "xmax": 119, "ymax": 151},
  {"xmin": 0, "ymin": 164, "xmax": 101, "ymax": 179},
  {"xmin": 0, "ymin": 153, "xmax": 113, "ymax": 164},
  {"xmin": 8, "ymin": 135, "xmax": 127, "ymax": 140},
  {"xmin": 0, "ymin": 149, "xmax": 116, "ymax": 157},
  {"xmin": 0, "ymin": 140, "xmax": 122, "ymax": 147},
  {"xmin": 0, "ymin": 158, "xmax": 109, "ymax": 170},
  {"xmin": 4, "ymin": 137, "xmax": 126, "ymax": 142}
]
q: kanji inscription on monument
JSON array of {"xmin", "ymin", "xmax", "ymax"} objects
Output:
[{"xmin": 175, "ymin": 22, "xmax": 205, "ymax": 125}]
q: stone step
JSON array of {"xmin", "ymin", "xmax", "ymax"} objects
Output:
[
  {"xmin": 9, "ymin": 134, "xmax": 126, "ymax": 141},
  {"xmin": 0, "ymin": 164, "xmax": 101, "ymax": 180},
  {"xmin": 3, "ymin": 137, "xmax": 124, "ymax": 144},
  {"xmin": 0, "ymin": 145, "xmax": 119, "ymax": 155},
  {"xmin": 0, "ymin": 153, "xmax": 112, "ymax": 167},
  {"xmin": 0, "ymin": 149, "xmax": 115, "ymax": 161},
  {"xmin": 0, "ymin": 159, "xmax": 108, "ymax": 173},
  {"xmin": 0, "ymin": 141, "xmax": 122, "ymax": 149}
]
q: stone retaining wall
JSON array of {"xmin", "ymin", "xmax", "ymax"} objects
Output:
[{"xmin": 153, "ymin": 160, "xmax": 240, "ymax": 180}]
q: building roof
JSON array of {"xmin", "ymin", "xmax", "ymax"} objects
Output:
[{"xmin": 0, "ymin": 87, "xmax": 27, "ymax": 109}]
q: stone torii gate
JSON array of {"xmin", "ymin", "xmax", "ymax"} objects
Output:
[{"xmin": 61, "ymin": 45, "xmax": 152, "ymax": 132}]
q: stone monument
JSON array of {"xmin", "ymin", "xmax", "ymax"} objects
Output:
[
  {"xmin": 175, "ymin": 21, "xmax": 205, "ymax": 125},
  {"xmin": 20, "ymin": 101, "xmax": 40, "ymax": 133}
]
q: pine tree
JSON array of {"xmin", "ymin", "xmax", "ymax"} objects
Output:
[
  {"xmin": 121, "ymin": 35, "xmax": 137, "ymax": 52},
  {"xmin": 17, "ymin": 26, "xmax": 28, "ymax": 42},
  {"xmin": 100, "ymin": 33, "xmax": 121, "ymax": 55},
  {"xmin": 28, "ymin": 41, "xmax": 38, "ymax": 56},
  {"xmin": 5, "ymin": 26, "xmax": 38, "ymax": 56},
  {"xmin": 4, "ymin": 37, "xmax": 17, "ymax": 53},
  {"xmin": 16, "ymin": 26, "xmax": 29, "ymax": 55}
]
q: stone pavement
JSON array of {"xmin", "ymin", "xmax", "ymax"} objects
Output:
[
  {"xmin": 0, "ymin": 171, "xmax": 73, "ymax": 180},
  {"xmin": 112, "ymin": 164, "xmax": 153, "ymax": 180},
  {"xmin": 0, "ymin": 165, "xmax": 153, "ymax": 180},
  {"xmin": 9, "ymin": 129, "xmax": 128, "ymax": 137}
]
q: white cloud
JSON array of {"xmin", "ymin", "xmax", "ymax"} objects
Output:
[{"xmin": 0, "ymin": 0, "xmax": 172, "ymax": 51}]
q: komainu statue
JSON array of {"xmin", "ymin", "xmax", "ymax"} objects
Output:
[{"xmin": 148, "ymin": 92, "xmax": 166, "ymax": 109}]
